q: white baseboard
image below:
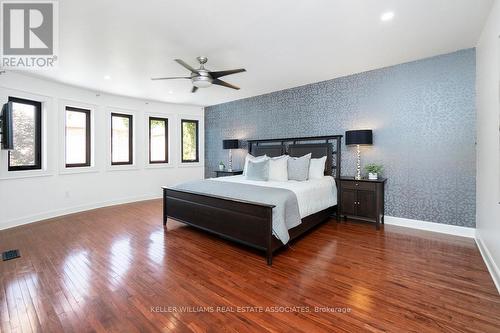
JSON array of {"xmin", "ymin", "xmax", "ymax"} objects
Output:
[
  {"xmin": 0, "ymin": 194, "xmax": 162, "ymax": 231},
  {"xmin": 475, "ymin": 231, "xmax": 500, "ymax": 294},
  {"xmin": 384, "ymin": 216, "xmax": 476, "ymax": 238}
]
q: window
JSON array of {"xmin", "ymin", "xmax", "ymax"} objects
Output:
[
  {"xmin": 181, "ymin": 119, "xmax": 199, "ymax": 163},
  {"xmin": 149, "ymin": 117, "xmax": 168, "ymax": 164},
  {"xmin": 65, "ymin": 106, "xmax": 91, "ymax": 167},
  {"xmin": 8, "ymin": 97, "xmax": 42, "ymax": 171},
  {"xmin": 111, "ymin": 113, "xmax": 133, "ymax": 165}
]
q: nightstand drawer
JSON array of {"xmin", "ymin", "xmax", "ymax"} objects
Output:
[{"xmin": 341, "ymin": 181, "xmax": 376, "ymax": 191}]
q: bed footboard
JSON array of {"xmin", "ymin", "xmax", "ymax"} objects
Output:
[{"xmin": 163, "ymin": 187, "xmax": 276, "ymax": 265}]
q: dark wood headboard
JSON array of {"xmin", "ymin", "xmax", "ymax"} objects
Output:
[{"xmin": 247, "ymin": 135, "xmax": 342, "ymax": 179}]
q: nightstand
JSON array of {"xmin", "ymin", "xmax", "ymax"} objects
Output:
[
  {"xmin": 339, "ymin": 177, "xmax": 387, "ymax": 230},
  {"xmin": 214, "ymin": 170, "xmax": 243, "ymax": 178}
]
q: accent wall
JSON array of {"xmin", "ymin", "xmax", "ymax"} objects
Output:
[{"xmin": 205, "ymin": 49, "xmax": 476, "ymax": 227}]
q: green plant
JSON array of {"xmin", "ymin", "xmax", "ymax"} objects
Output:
[
  {"xmin": 219, "ymin": 161, "xmax": 225, "ymax": 166},
  {"xmin": 365, "ymin": 163, "xmax": 383, "ymax": 174}
]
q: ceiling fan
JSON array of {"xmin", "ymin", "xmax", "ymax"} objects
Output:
[{"xmin": 151, "ymin": 57, "xmax": 246, "ymax": 93}]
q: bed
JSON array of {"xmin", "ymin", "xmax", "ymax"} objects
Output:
[{"xmin": 162, "ymin": 135, "xmax": 342, "ymax": 265}]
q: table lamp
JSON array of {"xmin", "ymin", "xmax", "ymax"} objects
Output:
[
  {"xmin": 345, "ymin": 130, "xmax": 373, "ymax": 180},
  {"xmin": 223, "ymin": 139, "xmax": 239, "ymax": 171}
]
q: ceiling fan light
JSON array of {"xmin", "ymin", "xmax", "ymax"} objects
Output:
[
  {"xmin": 193, "ymin": 80, "xmax": 212, "ymax": 88},
  {"xmin": 192, "ymin": 76, "xmax": 212, "ymax": 88}
]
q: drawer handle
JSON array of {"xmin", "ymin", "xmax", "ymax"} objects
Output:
[{"xmin": 355, "ymin": 183, "xmax": 359, "ymax": 186}]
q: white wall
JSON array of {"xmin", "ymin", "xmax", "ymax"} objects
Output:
[
  {"xmin": 0, "ymin": 72, "xmax": 204, "ymax": 230},
  {"xmin": 475, "ymin": 0, "xmax": 500, "ymax": 293}
]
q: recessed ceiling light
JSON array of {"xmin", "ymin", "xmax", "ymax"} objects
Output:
[
  {"xmin": 104, "ymin": 75, "xmax": 111, "ymax": 80},
  {"xmin": 380, "ymin": 11, "xmax": 394, "ymax": 22},
  {"xmin": 168, "ymin": 90, "xmax": 173, "ymax": 94}
]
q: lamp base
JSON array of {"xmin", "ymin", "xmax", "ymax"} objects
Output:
[{"xmin": 355, "ymin": 144, "xmax": 362, "ymax": 180}]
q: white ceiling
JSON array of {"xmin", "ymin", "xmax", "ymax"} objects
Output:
[{"xmin": 23, "ymin": 0, "xmax": 493, "ymax": 106}]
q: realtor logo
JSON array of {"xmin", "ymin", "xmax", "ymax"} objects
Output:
[{"xmin": 1, "ymin": 1, "xmax": 58, "ymax": 69}]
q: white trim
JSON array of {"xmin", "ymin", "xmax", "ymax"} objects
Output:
[
  {"xmin": 178, "ymin": 115, "xmax": 204, "ymax": 166},
  {"xmin": 106, "ymin": 107, "xmax": 138, "ymax": 170},
  {"xmin": 0, "ymin": 88, "xmax": 54, "ymax": 179},
  {"xmin": 58, "ymin": 99, "xmax": 98, "ymax": 174},
  {"xmin": 0, "ymin": 194, "xmax": 161, "ymax": 231},
  {"xmin": 177, "ymin": 163, "xmax": 205, "ymax": 168},
  {"xmin": 144, "ymin": 163, "xmax": 176, "ymax": 169},
  {"xmin": 58, "ymin": 168, "xmax": 100, "ymax": 176},
  {"xmin": 143, "ymin": 112, "xmax": 175, "ymax": 168},
  {"xmin": 105, "ymin": 165, "xmax": 139, "ymax": 172},
  {"xmin": 384, "ymin": 216, "xmax": 475, "ymax": 238},
  {"xmin": 0, "ymin": 172, "xmax": 55, "ymax": 180},
  {"xmin": 475, "ymin": 231, "xmax": 500, "ymax": 294}
]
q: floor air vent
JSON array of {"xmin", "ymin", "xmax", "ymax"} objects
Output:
[{"xmin": 2, "ymin": 249, "xmax": 20, "ymax": 261}]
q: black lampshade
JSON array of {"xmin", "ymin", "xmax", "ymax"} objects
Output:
[
  {"xmin": 223, "ymin": 139, "xmax": 239, "ymax": 149},
  {"xmin": 345, "ymin": 130, "xmax": 373, "ymax": 145}
]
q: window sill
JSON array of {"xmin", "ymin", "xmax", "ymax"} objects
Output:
[
  {"xmin": 59, "ymin": 167, "xmax": 99, "ymax": 175},
  {"xmin": 0, "ymin": 170, "xmax": 54, "ymax": 181},
  {"xmin": 177, "ymin": 163, "xmax": 204, "ymax": 168},
  {"xmin": 144, "ymin": 163, "xmax": 176, "ymax": 169},
  {"xmin": 106, "ymin": 164, "xmax": 139, "ymax": 172}
]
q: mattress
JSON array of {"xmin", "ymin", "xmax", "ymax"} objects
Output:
[{"xmin": 214, "ymin": 175, "xmax": 337, "ymax": 219}]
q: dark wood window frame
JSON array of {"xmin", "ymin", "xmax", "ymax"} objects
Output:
[
  {"xmin": 181, "ymin": 119, "xmax": 199, "ymax": 163},
  {"xmin": 65, "ymin": 106, "xmax": 91, "ymax": 168},
  {"xmin": 149, "ymin": 117, "xmax": 169, "ymax": 164},
  {"xmin": 8, "ymin": 96, "xmax": 42, "ymax": 171},
  {"xmin": 111, "ymin": 112, "xmax": 133, "ymax": 165}
]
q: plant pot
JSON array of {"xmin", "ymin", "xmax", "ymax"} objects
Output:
[
  {"xmin": 368, "ymin": 172, "xmax": 378, "ymax": 180},
  {"xmin": 218, "ymin": 165, "xmax": 224, "ymax": 171}
]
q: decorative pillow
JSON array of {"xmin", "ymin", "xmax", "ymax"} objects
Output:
[
  {"xmin": 243, "ymin": 154, "xmax": 268, "ymax": 175},
  {"xmin": 246, "ymin": 159, "xmax": 270, "ymax": 181},
  {"xmin": 287, "ymin": 153, "xmax": 312, "ymax": 181},
  {"xmin": 308, "ymin": 156, "xmax": 327, "ymax": 179},
  {"xmin": 268, "ymin": 155, "xmax": 289, "ymax": 181}
]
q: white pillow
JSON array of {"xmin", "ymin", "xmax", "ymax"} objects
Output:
[
  {"xmin": 243, "ymin": 154, "xmax": 268, "ymax": 175},
  {"xmin": 288, "ymin": 153, "xmax": 312, "ymax": 181},
  {"xmin": 308, "ymin": 156, "xmax": 327, "ymax": 179},
  {"xmin": 268, "ymin": 155, "xmax": 289, "ymax": 181}
]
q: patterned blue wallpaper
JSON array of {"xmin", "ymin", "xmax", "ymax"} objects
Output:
[{"xmin": 205, "ymin": 49, "xmax": 476, "ymax": 227}]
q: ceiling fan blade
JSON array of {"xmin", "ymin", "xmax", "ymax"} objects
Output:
[
  {"xmin": 209, "ymin": 69, "xmax": 246, "ymax": 79},
  {"xmin": 174, "ymin": 59, "xmax": 198, "ymax": 73},
  {"xmin": 212, "ymin": 79, "xmax": 240, "ymax": 90},
  {"xmin": 151, "ymin": 76, "xmax": 191, "ymax": 80},
  {"xmin": 191, "ymin": 86, "xmax": 198, "ymax": 93}
]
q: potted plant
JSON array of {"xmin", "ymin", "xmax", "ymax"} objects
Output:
[
  {"xmin": 365, "ymin": 163, "xmax": 383, "ymax": 180},
  {"xmin": 218, "ymin": 161, "xmax": 225, "ymax": 171}
]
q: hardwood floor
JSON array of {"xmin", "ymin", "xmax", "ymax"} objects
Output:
[{"xmin": 0, "ymin": 199, "xmax": 499, "ymax": 332}]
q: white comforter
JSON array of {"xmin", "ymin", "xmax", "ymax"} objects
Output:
[{"xmin": 214, "ymin": 175, "xmax": 337, "ymax": 219}]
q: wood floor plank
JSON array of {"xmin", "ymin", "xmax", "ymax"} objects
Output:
[{"xmin": 0, "ymin": 199, "xmax": 499, "ymax": 332}]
